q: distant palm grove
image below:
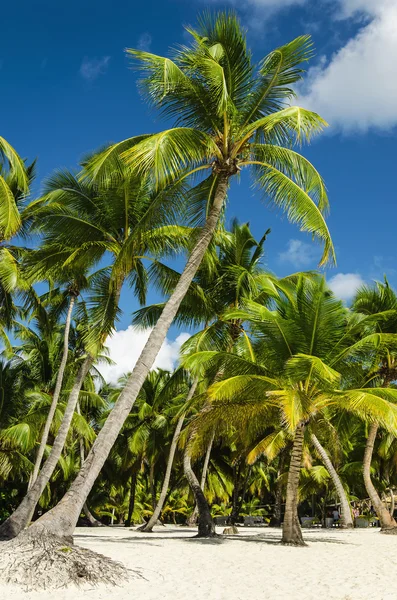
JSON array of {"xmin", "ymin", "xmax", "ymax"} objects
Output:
[{"xmin": 1, "ymin": 11, "xmax": 397, "ymax": 589}]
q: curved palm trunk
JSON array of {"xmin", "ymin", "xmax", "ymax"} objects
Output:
[
  {"xmin": 28, "ymin": 175, "xmax": 229, "ymax": 540},
  {"xmin": 281, "ymin": 422, "xmax": 306, "ymax": 546},
  {"xmin": 363, "ymin": 422, "xmax": 397, "ymax": 531},
  {"xmin": 310, "ymin": 433, "xmax": 353, "ymax": 529},
  {"xmin": 0, "ymin": 356, "xmax": 93, "ymax": 539},
  {"xmin": 141, "ymin": 412, "xmax": 186, "ymax": 532},
  {"xmin": 183, "ymin": 447, "xmax": 216, "ymax": 537},
  {"xmin": 187, "ymin": 431, "xmax": 214, "ymax": 526},
  {"xmin": 29, "ymin": 295, "xmax": 75, "ymax": 489}
]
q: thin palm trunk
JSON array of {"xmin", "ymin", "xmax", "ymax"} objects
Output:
[
  {"xmin": 125, "ymin": 471, "xmax": 138, "ymax": 527},
  {"xmin": 183, "ymin": 446, "xmax": 216, "ymax": 537},
  {"xmin": 29, "ymin": 175, "xmax": 229, "ymax": 540},
  {"xmin": 281, "ymin": 422, "xmax": 306, "ymax": 546},
  {"xmin": 141, "ymin": 412, "xmax": 186, "ymax": 532},
  {"xmin": 363, "ymin": 422, "xmax": 397, "ymax": 531},
  {"xmin": 310, "ymin": 433, "xmax": 353, "ymax": 528},
  {"xmin": 0, "ymin": 355, "xmax": 93, "ymax": 539},
  {"xmin": 389, "ymin": 489, "xmax": 395, "ymax": 518},
  {"xmin": 187, "ymin": 431, "xmax": 214, "ymax": 526},
  {"xmin": 149, "ymin": 462, "xmax": 156, "ymax": 510},
  {"xmin": 29, "ymin": 295, "xmax": 75, "ymax": 489},
  {"xmin": 270, "ymin": 451, "xmax": 286, "ymax": 527}
]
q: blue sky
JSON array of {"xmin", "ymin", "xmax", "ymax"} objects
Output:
[{"xmin": 2, "ymin": 0, "xmax": 397, "ymax": 377}]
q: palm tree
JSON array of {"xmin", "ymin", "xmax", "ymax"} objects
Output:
[
  {"xmin": 0, "ymin": 136, "xmax": 29, "ymax": 241},
  {"xmin": 185, "ymin": 276, "xmax": 397, "ymax": 544},
  {"xmin": 20, "ymin": 13, "xmax": 334, "ymax": 551},
  {"xmin": 0, "ymin": 157, "xmax": 190, "ymax": 539},
  {"xmin": 0, "ymin": 154, "xmax": 34, "ymax": 347},
  {"xmin": 352, "ymin": 279, "xmax": 397, "ymax": 531},
  {"xmin": 26, "ymin": 282, "xmax": 86, "ymax": 489},
  {"xmin": 138, "ymin": 221, "xmax": 276, "ymax": 533}
]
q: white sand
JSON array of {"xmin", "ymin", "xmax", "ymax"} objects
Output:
[{"xmin": 1, "ymin": 525, "xmax": 396, "ymax": 600}]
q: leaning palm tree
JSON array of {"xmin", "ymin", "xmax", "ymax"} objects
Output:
[
  {"xmin": 1, "ymin": 13, "xmax": 335, "ymax": 586},
  {"xmin": 352, "ymin": 279, "xmax": 397, "ymax": 532},
  {"xmin": 138, "ymin": 221, "xmax": 277, "ymax": 532},
  {"xmin": 0, "ymin": 159, "xmax": 190, "ymax": 539},
  {"xmin": 184, "ymin": 276, "xmax": 397, "ymax": 544}
]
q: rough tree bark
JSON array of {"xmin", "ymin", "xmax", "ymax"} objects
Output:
[
  {"xmin": 363, "ymin": 422, "xmax": 397, "ymax": 532},
  {"xmin": 310, "ymin": 433, "xmax": 353, "ymax": 528},
  {"xmin": 270, "ymin": 451, "xmax": 286, "ymax": 527},
  {"xmin": 29, "ymin": 295, "xmax": 76, "ymax": 489},
  {"xmin": 183, "ymin": 446, "xmax": 216, "ymax": 538},
  {"xmin": 0, "ymin": 356, "xmax": 93, "ymax": 539},
  {"xmin": 24, "ymin": 174, "xmax": 229, "ymax": 541},
  {"xmin": 281, "ymin": 422, "xmax": 306, "ymax": 546},
  {"xmin": 187, "ymin": 430, "xmax": 214, "ymax": 526}
]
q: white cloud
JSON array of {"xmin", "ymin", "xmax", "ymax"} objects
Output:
[
  {"xmin": 299, "ymin": 1, "xmax": 397, "ymax": 132},
  {"xmin": 279, "ymin": 239, "xmax": 318, "ymax": 268},
  {"xmin": 137, "ymin": 32, "xmax": 152, "ymax": 51},
  {"xmin": 80, "ymin": 56, "xmax": 110, "ymax": 81},
  {"xmin": 328, "ymin": 272, "xmax": 364, "ymax": 301},
  {"xmin": 98, "ymin": 326, "xmax": 190, "ymax": 384}
]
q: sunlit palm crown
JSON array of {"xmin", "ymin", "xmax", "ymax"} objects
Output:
[
  {"xmin": 184, "ymin": 276, "xmax": 397, "ymax": 452},
  {"xmin": 87, "ymin": 12, "xmax": 335, "ymax": 267}
]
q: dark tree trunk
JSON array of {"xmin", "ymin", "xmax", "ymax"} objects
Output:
[
  {"xmin": 149, "ymin": 462, "xmax": 156, "ymax": 511},
  {"xmin": 183, "ymin": 448, "xmax": 216, "ymax": 538},
  {"xmin": 125, "ymin": 471, "xmax": 138, "ymax": 527}
]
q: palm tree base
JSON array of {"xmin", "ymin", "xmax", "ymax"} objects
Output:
[
  {"xmin": 0, "ymin": 514, "xmax": 22, "ymax": 540},
  {"xmin": 0, "ymin": 525, "xmax": 130, "ymax": 590},
  {"xmin": 380, "ymin": 526, "xmax": 397, "ymax": 535},
  {"xmin": 280, "ymin": 540, "xmax": 308, "ymax": 547}
]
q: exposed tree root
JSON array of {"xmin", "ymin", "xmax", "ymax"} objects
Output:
[
  {"xmin": 223, "ymin": 526, "xmax": 239, "ymax": 535},
  {"xmin": 0, "ymin": 527, "xmax": 130, "ymax": 590},
  {"xmin": 280, "ymin": 540, "xmax": 308, "ymax": 547},
  {"xmin": 380, "ymin": 527, "xmax": 397, "ymax": 535}
]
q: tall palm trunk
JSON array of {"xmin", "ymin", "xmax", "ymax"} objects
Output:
[
  {"xmin": 141, "ymin": 413, "xmax": 186, "ymax": 532},
  {"xmin": 187, "ymin": 431, "xmax": 214, "ymax": 526},
  {"xmin": 363, "ymin": 422, "xmax": 397, "ymax": 531},
  {"xmin": 310, "ymin": 433, "xmax": 353, "ymax": 528},
  {"xmin": 126, "ymin": 471, "xmax": 138, "ymax": 527},
  {"xmin": 149, "ymin": 462, "xmax": 156, "ymax": 510},
  {"xmin": 0, "ymin": 356, "xmax": 93, "ymax": 539},
  {"xmin": 270, "ymin": 451, "xmax": 286, "ymax": 527},
  {"xmin": 29, "ymin": 295, "xmax": 75, "ymax": 489},
  {"xmin": 389, "ymin": 489, "xmax": 395, "ymax": 517},
  {"xmin": 28, "ymin": 175, "xmax": 229, "ymax": 540},
  {"xmin": 183, "ymin": 446, "xmax": 216, "ymax": 537},
  {"xmin": 281, "ymin": 422, "xmax": 306, "ymax": 546}
]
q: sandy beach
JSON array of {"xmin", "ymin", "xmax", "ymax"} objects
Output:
[{"xmin": 1, "ymin": 525, "xmax": 396, "ymax": 600}]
